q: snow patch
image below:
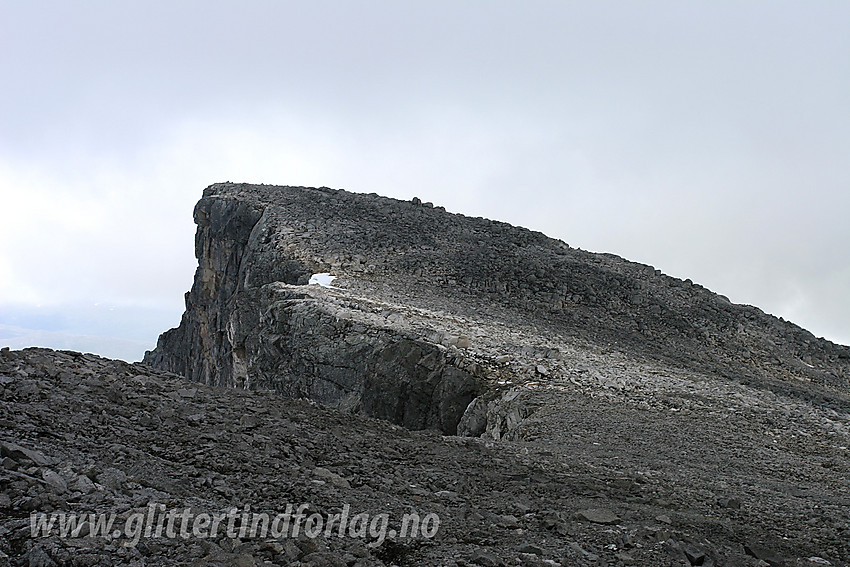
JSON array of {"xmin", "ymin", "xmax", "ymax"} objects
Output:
[{"xmin": 309, "ymin": 273, "xmax": 337, "ymax": 287}]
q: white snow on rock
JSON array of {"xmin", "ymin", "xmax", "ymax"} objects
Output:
[{"xmin": 308, "ymin": 273, "xmax": 337, "ymax": 287}]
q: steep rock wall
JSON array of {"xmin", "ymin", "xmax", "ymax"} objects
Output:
[{"xmin": 144, "ymin": 187, "xmax": 483, "ymax": 433}]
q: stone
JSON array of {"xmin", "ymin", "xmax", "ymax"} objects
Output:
[
  {"xmin": 96, "ymin": 468, "xmax": 127, "ymax": 490},
  {"xmin": 567, "ymin": 542, "xmax": 600, "ymax": 562},
  {"xmin": 683, "ymin": 545, "xmax": 706, "ymax": 566},
  {"xmin": 282, "ymin": 540, "xmax": 302, "ymax": 561},
  {"xmin": 41, "ymin": 470, "xmax": 67, "ymax": 494},
  {"xmin": 70, "ymin": 474, "xmax": 97, "ymax": 494},
  {"xmin": 0, "ymin": 441, "xmax": 51, "ymax": 466},
  {"xmin": 20, "ymin": 547, "xmax": 55, "ymax": 567},
  {"xmin": 240, "ymin": 414, "xmax": 260, "ymax": 429},
  {"xmin": 19, "ymin": 496, "xmax": 42, "ymax": 511},
  {"xmin": 744, "ymin": 543, "xmax": 787, "ymax": 566},
  {"xmin": 716, "ymin": 496, "xmax": 741, "ymax": 509},
  {"xmin": 516, "ymin": 542, "xmax": 544, "ymax": 555},
  {"xmin": 457, "ymin": 396, "xmax": 489, "ymax": 437},
  {"xmin": 312, "ymin": 467, "xmax": 351, "ymax": 489},
  {"xmin": 177, "ymin": 387, "xmax": 198, "ymax": 399},
  {"xmin": 470, "ymin": 549, "xmax": 503, "ymax": 567},
  {"xmin": 577, "ymin": 508, "xmax": 620, "ymax": 525}
]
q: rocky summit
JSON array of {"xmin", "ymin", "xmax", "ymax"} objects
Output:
[{"xmin": 2, "ymin": 182, "xmax": 849, "ymax": 566}]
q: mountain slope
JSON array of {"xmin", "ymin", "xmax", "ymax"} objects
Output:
[{"xmin": 144, "ymin": 183, "xmax": 849, "ymax": 436}]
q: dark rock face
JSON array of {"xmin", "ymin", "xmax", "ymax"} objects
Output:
[
  {"xmin": 145, "ymin": 182, "xmax": 850, "ymax": 437},
  {"xmin": 144, "ymin": 186, "xmax": 488, "ymax": 433}
]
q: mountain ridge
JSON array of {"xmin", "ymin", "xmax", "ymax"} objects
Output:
[{"xmin": 144, "ymin": 182, "xmax": 848, "ymax": 435}]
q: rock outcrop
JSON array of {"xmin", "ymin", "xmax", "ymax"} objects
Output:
[{"xmin": 145, "ymin": 183, "xmax": 850, "ymax": 437}]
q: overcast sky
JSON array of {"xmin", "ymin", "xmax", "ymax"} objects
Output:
[{"xmin": 1, "ymin": 1, "xmax": 848, "ymax": 361}]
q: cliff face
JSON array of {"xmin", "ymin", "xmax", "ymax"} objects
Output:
[
  {"xmin": 144, "ymin": 182, "xmax": 850, "ymax": 435},
  {"xmin": 144, "ymin": 185, "xmax": 485, "ymax": 433}
]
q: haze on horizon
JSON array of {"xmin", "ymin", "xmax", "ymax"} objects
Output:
[{"xmin": 1, "ymin": 1, "xmax": 849, "ymax": 361}]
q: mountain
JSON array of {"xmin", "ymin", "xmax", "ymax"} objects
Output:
[
  {"xmin": 2, "ymin": 183, "xmax": 848, "ymax": 566},
  {"xmin": 144, "ymin": 182, "xmax": 848, "ymax": 437}
]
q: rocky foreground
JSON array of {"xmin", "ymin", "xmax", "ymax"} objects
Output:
[{"xmin": 1, "ymin": 346, "xmax": 848, "ymax": 566}]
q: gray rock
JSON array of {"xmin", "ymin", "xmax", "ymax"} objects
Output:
[
  {"xmin": 312, "ymin": 467, "xmax": 351, "ymax": 489},
  {"xmin": 41, "ymin": 470, "xmax": 67, "ymax": 494},
  {"xmin": 577, "ymin": 508, "xmax": 620, "ymax": 525},
  {"xmin": 19, "ymin": 496, "xmax": 42, "ymax": 511},
  {"xmin": 0, "ymin": 343, "xmax": 849, "ymax": 565},
  {"xmin": 744, "ymin": 542, "xmax": 788, "ymax": 566},
  {"xmin": 96, "ymin": 468, "xmax": 127, "ymax": 491},
  {"xmin": 457, "ymin": 396, "xmax": 489, "ymax": 437},
  {"xmin": 516, "ymin": 542, "xmax": 544, "ymax": 555},
  {"xmin": 70, "ymin": 474, "xmax": 97, "ymax": 494},
  {"xmin": 567, "ymin": 542, "xmax": 600, "ymax": 562},
  {"xmin": 470, "ymin": 549, "xmax": 503, "ymax": 567},
  {"xmin": 717, "ymin": 496, "xmax": 741, "ymax": 509},
  {"xmin": 683, "ymin": 545, "xmax": 707, "ymax": 566},
  {"xmin": 177, "ymin": 387, "xmax": 198, "ymax": 399},
  {"xmin": 21, "ymin": 546, "xmax": 55, "ymax": 567},
  {"xmin": 239, "ymin": 414, "xmax": 260, "ymax": 429},
  {"xmin": 0, "ymin": 441, "xmax": 51, "ymax": 466}
]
